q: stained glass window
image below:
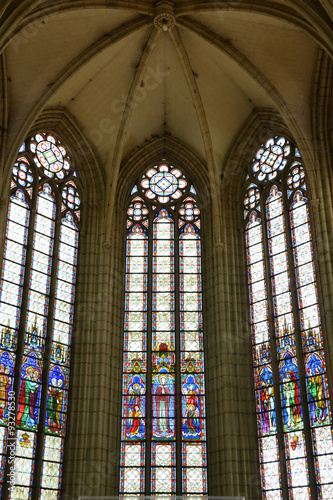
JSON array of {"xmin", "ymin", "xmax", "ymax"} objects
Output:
[
  {"xmin": 244, "ymin": 136, "xmax": 333, "ymax": 499},
  {"xmin": 0, "ymin": 132, "xmax": 81, "ymax": 499},
  {"xmin": 120, "ymin": 164, "xmax": 207, "ymax": 495}
]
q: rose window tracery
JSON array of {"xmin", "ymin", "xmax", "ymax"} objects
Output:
[{"xmin": 141, "ymin": 165, "xmax": 187, "ymax": 203}]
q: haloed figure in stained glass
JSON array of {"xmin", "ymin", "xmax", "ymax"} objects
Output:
[
  {"xmin": 183, "ymin": 378, "xmax": 200, "ymax": 437},
  {"xmin": 281, "ymin": 353, "xmax": 302, "ymax": 431},
  {"xmin": 17, "ymin": 359, "xmax": 41, "ymax": 430},
  {"xmin": 126, "ymin": 375, "xmax": 145, "ymax": 439},
  {"xmin": 154, "ymin": 375, "xmax": 172, "ymax": 435},
  {"xmin": 258, "ymin": 366, "xmax": 276, "ymax": 435},
  {"xmin": 46, "ymin": 366, "xmax": 65, "ymax": 435}
]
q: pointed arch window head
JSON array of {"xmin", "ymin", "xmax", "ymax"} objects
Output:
[
  {"xmin": 244, "ymin": 135, "xmax": 333, "ymax": 499},
  {"xmin": 121, "ymin": 163, "xmax": 207, "ymax": 496},
  {"xmin": 0, "ymin": 131, "xmax": 81, "ymax": 499}
]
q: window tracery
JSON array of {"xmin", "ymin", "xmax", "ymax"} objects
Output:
[
  {"xmin": 120, "ymin": 163, "xmax": 207, "ymax": 495},
  {"xmin": 0, "ymin": 132, "xmax": 81, "ymax": 499},
  {"xmin": 244, "ymin": 136, "xmax": 333, "ymax": 499}
]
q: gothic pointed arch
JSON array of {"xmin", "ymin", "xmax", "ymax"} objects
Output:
[
  {"xmin": 0, "ymin": 128, "xmax": 82, "ymax": 499},
  {"xmin": 243, "ymin": 131, "xmax": 333, "ymax": 499},
  {"xmin": 118, "ymin": 141, "xmax": 211, "ymax": 495}
]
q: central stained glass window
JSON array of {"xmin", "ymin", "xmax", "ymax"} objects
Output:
[{"xmin": 120, "ymin": 164, "xmax": 207, "ymax": 495}]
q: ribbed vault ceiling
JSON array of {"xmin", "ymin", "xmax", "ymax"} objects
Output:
[{"xmin": 1, "ymin": 0, "xmax": 332, "ymax": 190}]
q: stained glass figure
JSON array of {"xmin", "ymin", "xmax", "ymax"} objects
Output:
[
  {"xmin": 123, "ymin": 374, "xmax": 146, "ymax": 440},
  {"xmin": 306, "ymin": 353, "xmax": 329, "ymax": 427},
  {"xmin": 17, "ymin": 353, "xmax": 42, "ymax": 430},
  {"xmin": 256, "ymin": 366, "xmax": 276, "ymax": 435},
  {"xmin": 121, "ymin": 164, "xmax": 207, "ymax": 495},
  {"xmin": 0, "ymin": 132, "xmax": 81, "ymax": 499},
  {"xmin": 152, "ymin": 373, "xmax": 175, "ymax": 440},
  {"xmin": 244, "ymin": 136, "xmax": 333, "ymax": 499}
]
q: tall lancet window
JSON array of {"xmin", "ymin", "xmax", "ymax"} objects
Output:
[
  {"xmin": 120, "ymin": 164, "xmax": 207, "ymax": 496},
  {"xmin": 244, "ymin": 136, "xmax": 333, "ymax": 499},
  {"xmin": 0, "ymin": 132, "xmax": 81, "ymax": 499}
]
